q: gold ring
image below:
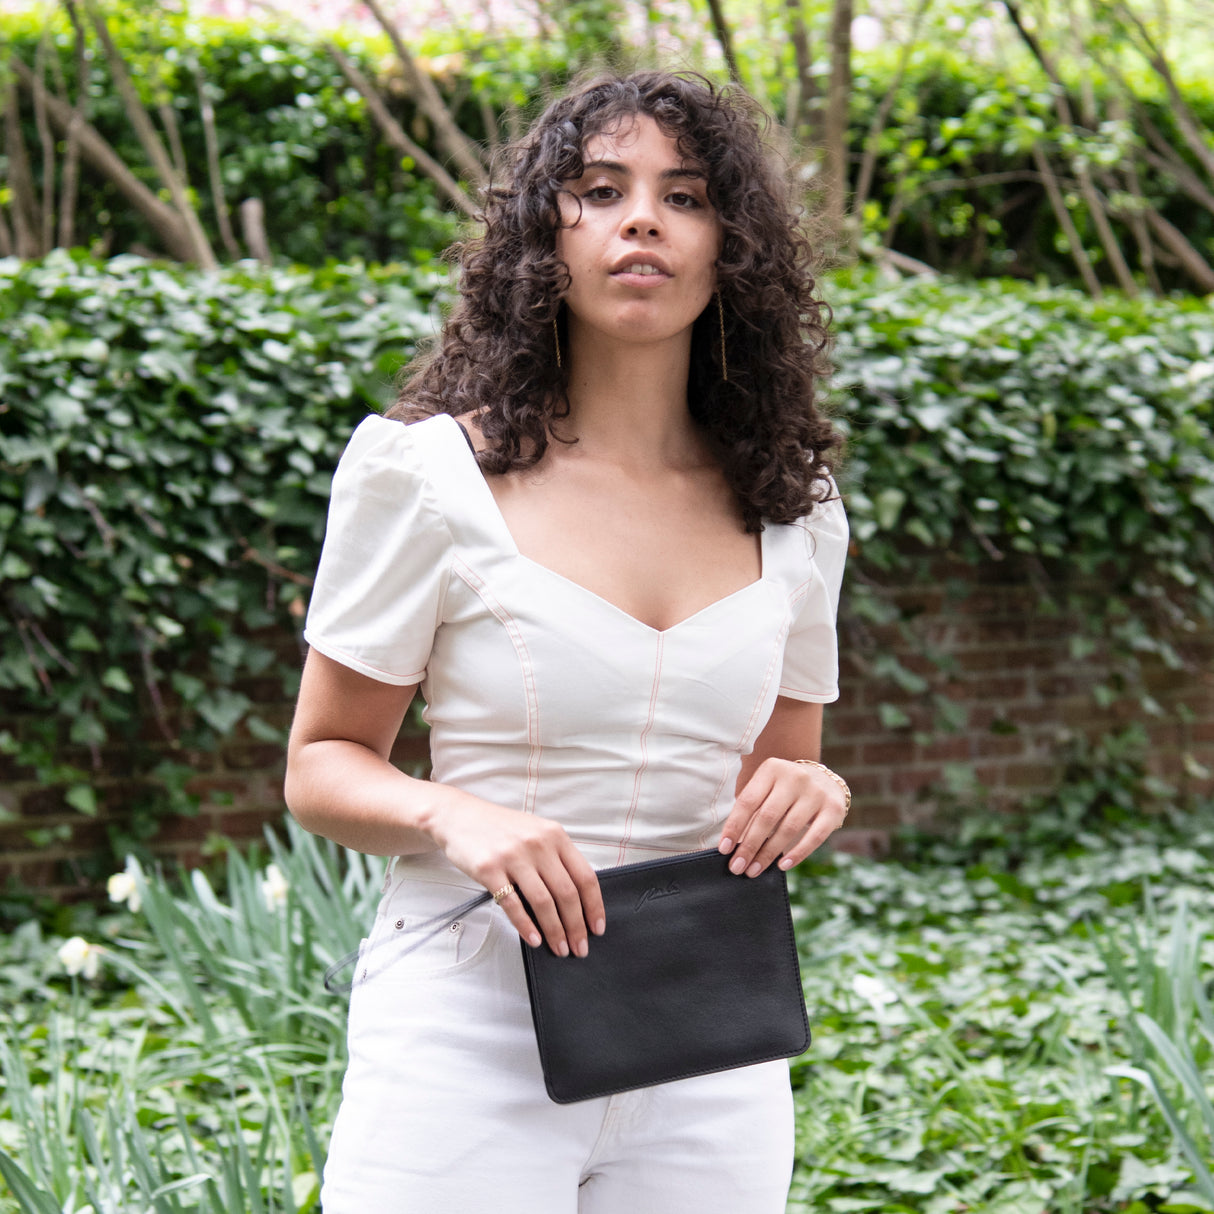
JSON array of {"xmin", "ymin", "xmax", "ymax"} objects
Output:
[{"xmin": 491, "ymin": 883, "xmax": 515, "ymax": 904}]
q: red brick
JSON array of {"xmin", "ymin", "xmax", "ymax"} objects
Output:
[
  {"xmin": 19, "ymin": 786, "xmax": 70, "ymax": 817},
  {"xmin": 860, "ymin": 740, "xmax": 920, "ymax": 766},
  {"xmin": 829, "ymin": 828, "xmax": 892, "ymax": 859},
  {"xmin": 212, "ymin": 807, "xmax": 287, "ymax": 840},
  {"xmin": 919, "ymin": 736, "xmax": 975, "ymax": 762},
  {"xmin": 221, "ymin": 744, "xmax": 285, "ymax": 772},
  {"xmin": 153, "ymin": 815, "xmax": 211, "ymax": 845},
  {"xmin": 845, "ymin": 771, "xmax": 887, "ymax": 798},
  {"xmin": 820, "ymin": 738, "xmax": 859, "ymax": 767},
  {"xmin": 855, "ymin": 799, "xmax": 910, "ymax": 828},
  {"xmin": 890, "ymin": 766, "xmax": 942, "ymax": 795}
]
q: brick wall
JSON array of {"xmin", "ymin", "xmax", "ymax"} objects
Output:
[
  {"xmin": 825, "ymin": 558, "xmax": 1214, "ymax": 855},
  {"xmin": 4, "ymin": 558, "xmax": 1212, "ymax": 898}
]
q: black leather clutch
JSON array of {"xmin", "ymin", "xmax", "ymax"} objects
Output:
[{"xmin": 519, "ymin": 847, "xmax": 810, "ymax": 1104}]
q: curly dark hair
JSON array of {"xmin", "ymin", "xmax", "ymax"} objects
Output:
[{"xmin": 391, "ymin": 69, "xmax": 841, "ymax": 531}]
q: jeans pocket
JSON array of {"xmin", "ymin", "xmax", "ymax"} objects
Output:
[{"xmin": 358, "ymin": 875, "xmax": 496, "ymax": 986}]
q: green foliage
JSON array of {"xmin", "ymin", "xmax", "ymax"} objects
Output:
[
  {"xmin": 785, "ymin": 814, "xmax": 1214, "ymax": 1213},
  {"xmin": 2, "ymin": 17, "xmax": 459, "ymax": 266},
  {"xmin": 844, "ymin": 44, "xmax": 1214, "ymax": 286},
  {"xmin": 6, "ymin": 11, "xmax": 1214, "ymax": 287},
  {"xmin": 831, "ymin": 269, "xmax": 1214, "ymax": 723},
  {"xmin": 1, "ymin": 817, "xmax": 1212, "ymax": 1211},
  {"xmin": 0, "ymin": 820, "xmax": 381, "ymax": 1214},
  {"xmin": 0, "ymin": 250, "xmax": 443, "ymax": 858},
  {"xmin": 1103, "ymin": 901, "xmax": 1214, "ymax": 1206},
  {"xmin": 2, "ymin": 256, "xmax": 1211, "ymax": 863}
]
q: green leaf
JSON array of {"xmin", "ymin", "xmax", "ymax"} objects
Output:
[{"xmin": 65, "ymin": 784, "xmax": 99, "ymax": 816}]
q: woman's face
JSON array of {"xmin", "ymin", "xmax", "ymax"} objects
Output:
[{"xmin": 555, "ymin": 115, "xmax": 723, "ymax": 353}]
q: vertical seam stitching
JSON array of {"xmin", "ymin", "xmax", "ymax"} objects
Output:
[
  {"xmin": 616, "ymin": 632, "xmax": 664, "ymax": 862},
  {"xmin": 453, "ymin": 558, "xmax": 542, "ymax": 814}
]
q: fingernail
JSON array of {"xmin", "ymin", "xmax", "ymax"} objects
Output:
[
  {"xmin": 593, "ymin": 918, "xmax": 606, "ymax": 935},
  {"xmin": 778, "ymin": 857, "xmax": 793, "ymax": 870},
  {"xmin": 558, "ymin": 940, "xmax": 570, "ymax": 958},
  {"xmin": 729, "ymin": 856, "xmax": 746, "ymax": 875},
  {"xmin": 528, "ymin": 932, "xmax": 542, "ymax": 947},
  {"xmin": 575, "ymin": 939, "xmax": 588, "ymax": 958},
  {"xmin": 746, "ymin": 861, "xmax": 762, "ymax": 877},
  {"xmin": 719, "ymin": 837, "xmax": 733, "ymax": 853}
]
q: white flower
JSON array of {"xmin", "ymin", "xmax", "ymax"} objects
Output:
[
  {"xmin": 261, "ymin": 863, "xmax": 289, "ymax": 911},
  {"xmin": 106, "ymin": 863, "xmax": 142, "ymax": 914},
  {"xmin": 58, "ymin": 936, "xmax": 103, "ymax": 979},
  {"xmin": 852, "ymin": 972, "xmax": 898, "ymax": 1008}
]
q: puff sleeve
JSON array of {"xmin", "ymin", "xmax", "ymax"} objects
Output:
[
  {"xmin": 303, "ymin": 415, "xmax": 453, "ymax": 686},
  {"xmin": 777, "ymin": 491, "xmax": 849, "ymax": 703}
]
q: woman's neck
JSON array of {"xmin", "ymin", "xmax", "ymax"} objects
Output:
[{"xmin": 556, "ymin": 327, "xmax": 704, "ymax": 471}]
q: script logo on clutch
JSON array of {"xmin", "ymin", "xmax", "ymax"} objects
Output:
[{"xmin": 634, "ymin": 881, "xmax": 681, "ymax": 912}]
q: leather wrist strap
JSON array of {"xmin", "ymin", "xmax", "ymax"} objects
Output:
[{"xmin": 794, "ymin": 758, "xmax": 851, "ymax": 817}]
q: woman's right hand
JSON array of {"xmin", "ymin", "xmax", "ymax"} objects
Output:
[{"xmin": 421, "ymin": 791, "xmax": 605, "ymax": 958}]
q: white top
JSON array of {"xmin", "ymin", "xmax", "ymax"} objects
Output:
[{"xmin": 304, "ymin": 413, "xmax": 848, "ymax": 874}]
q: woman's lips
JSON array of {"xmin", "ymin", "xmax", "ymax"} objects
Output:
[{"xmin": 611, "ymin": 262, "xmax": 672, "ymax": 285}]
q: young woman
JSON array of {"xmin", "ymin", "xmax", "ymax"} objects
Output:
[{"xmin": 285, "ymin": 70, "xmax": 849, "ymax": 1213}]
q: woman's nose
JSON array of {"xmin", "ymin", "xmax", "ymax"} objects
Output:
[{"xmin": 620, "ymin": 192, "xmax": 661, "ymax": 238}]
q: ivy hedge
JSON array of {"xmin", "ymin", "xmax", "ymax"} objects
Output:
[
  {"xmin": 1, "ymin": 252, "xmax": 443, "ymax": 853},
  {"xmin": 2, "ymin": 253, "xmax": 1212, "ymax": 865}
]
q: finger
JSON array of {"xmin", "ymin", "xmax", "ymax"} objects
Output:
[
  {"xmin": 777, "ymin": 818, "xmax": 837, "ymax": 869},
  {"xmin": 727, "ymin": 790, "xmax": 789, "ymax": 875},
  {"xmin": 537, "ymin": 864, "xmax": 589, "ymax": 958},
  {"xmin": 562, "ymin": 843, "xmax": 606, "ymax": 939},
  {"xmin": 746, "ymin": 810, "xmax": 813, "ymax": 876},
  {"xmin": 718, "ymin": 764, "xmax": 778, "ymax": 854},
  {"xmin": 515, "ymin": 875, "xmax": 572, "ymax": 958},
  {"xmin": 490, "ymin": 879, "xmax": 543, "ymax": 949},
  {"xmin": 777, "ymin": 798, "xmax": 848, "ymax": 870}
]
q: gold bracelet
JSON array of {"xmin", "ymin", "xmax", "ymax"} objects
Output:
[{"xmin": 794, "ymin": 759, "xmax": 851, "ymax": 817}]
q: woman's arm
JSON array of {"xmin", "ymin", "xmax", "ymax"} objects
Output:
[
  {"xmin": 286, "ymin": 649, "xmax": 604, "ymax": 958},
  {"xmin": 718, "ymin": 697, "xmax": 847, "ymax": 877}
]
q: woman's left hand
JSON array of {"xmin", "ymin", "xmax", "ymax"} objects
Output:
[{"xmin": 717, "ymin": 757, "xmax": 848, "ymax": 877}]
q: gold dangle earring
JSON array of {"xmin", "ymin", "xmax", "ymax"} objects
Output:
[
  {"xmin": 553, "ymin": 315, "xmax": 562, "ymax": 371},
  {"xmin": 717, "ymin": 289, "xmax": 728, "ymax": 383}
]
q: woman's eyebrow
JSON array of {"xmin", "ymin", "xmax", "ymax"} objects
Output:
[{"xmin": 579, "ymin": 159, "xmax": 707, "ymax": 181}]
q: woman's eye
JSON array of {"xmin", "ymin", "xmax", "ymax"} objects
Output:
[
  {"xmin": 583, "ymin": 185, "xmax": 619, "ymax": 202},
  {"xmin": 669, "ymin": 192, "xmax": 703, "ymax": 209}
]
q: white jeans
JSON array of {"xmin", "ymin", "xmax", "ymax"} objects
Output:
[{"xmin": 321, "ymin": 871, "xmax": 795, "ymax": 1213}]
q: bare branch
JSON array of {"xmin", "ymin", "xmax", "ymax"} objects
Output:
[
  {"xmin": 823, "ymin": 0, "xmax": 853, "ymax": 233},
  {"xmin": 1112, "ymin": 0, "xmax": 1214, "ymax": 180},
  {"xmin": 854, "ymin": 0, "xmax": 931, "ymax": 219},
  {"xmin": 358, "ymin": 0, "xmax": 488, "ymax": 187},
  {"xmin": 57, "ymin": 0, "xmax": 88, "ymax": 249},
  {"xmin": 197, "ymin": 72, "xmax": 240, "ymax": 259},
  {"xmin": 1144, "ymin": 207, "xmax": 1214, "ymax": 292},
  {"xmin": 704, "ymin": 0, "xmax": 743, "ymax": 86},
  {"xmin": 1031, "ymin": 141, "xmax": 1103, "ymax": 296},
  {"xmin": 1138, "ymin": 143, "xmax": 1214, "ymax": 214},
  {"xmin": 326, "ymin": 41, "xmax": 478, "ymax": 219},
  {"xmin": 33, "ymin": 33, "xmax": 56, "ymax": 253},
  {"xmin": 1004, "ymin": 2, "xmax": 1137, "ymax": 294},
  {"xmin": 3, "ymin": 79, "xmax": 41, "ymax": 257},
  {"xmin": 1104, "ymin": 166, "xmax": 1163, "ymax": 295},
  {"xmin": 10, "ymin": 55, "xmax": 196, "ymax": 261},
  {"xmin": 82, "ymin": 0, "xmax": 217, "ymax": 269},
  {"xmin": 239, "ymin": 198, "xmax": 272, "ymax": 264},
  {"xmin": 784, "ymin": 0, "xmax": 816, "ymax": 135},
  {"xmin": 157, "ymin": 99, "xmax": 189, "ymax": 184}
]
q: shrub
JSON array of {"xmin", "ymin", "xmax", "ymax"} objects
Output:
[
  {"xmin": 1, "ymin": 255, "xmax": 1211, "ymax": 864},
  {"xmin": 0, "ymin": 251, "xmax": 442, "ymax": 856}
]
